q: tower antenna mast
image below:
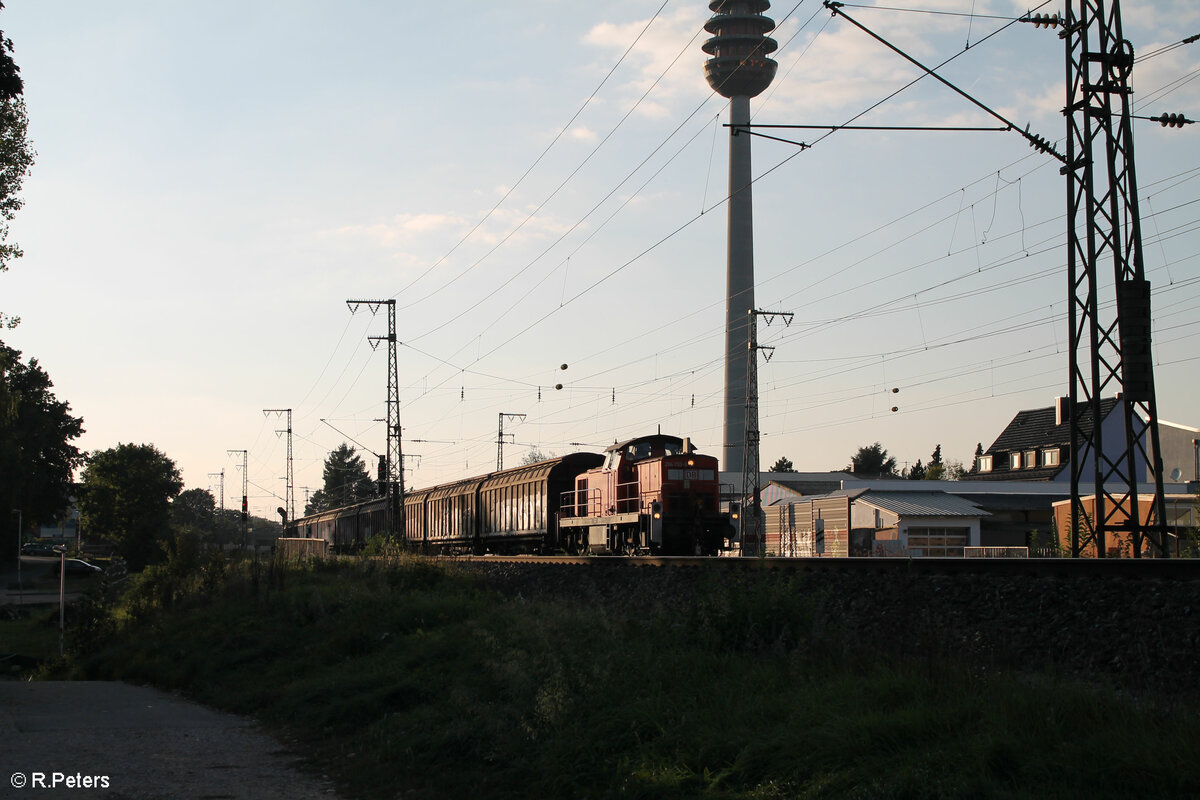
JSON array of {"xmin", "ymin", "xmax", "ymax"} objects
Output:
[{"xmin": 702, "ymin": 0, "xmax": 779, "ymax": 476}]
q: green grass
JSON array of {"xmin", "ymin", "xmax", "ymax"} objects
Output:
[{"xmin": 48, "ymin": 556, "xmax": 1200, "ymax": 799}]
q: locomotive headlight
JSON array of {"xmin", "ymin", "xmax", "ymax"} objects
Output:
[
  {"xmin": 687, "ymin": 459, "xmax": 694, "ymax": 466},
  {"xmin": 653, "ymin": 511, "xmax": 661, "ymax": 519}
]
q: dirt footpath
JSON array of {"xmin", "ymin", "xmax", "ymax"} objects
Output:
[{"xmin": 0, "ymin": 682, "xmax": 343, "ymax": 799}]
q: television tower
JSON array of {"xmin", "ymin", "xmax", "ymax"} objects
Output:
[{"xmin": 703, "ymin": 0, "xmax": 778, "ymax": 474}]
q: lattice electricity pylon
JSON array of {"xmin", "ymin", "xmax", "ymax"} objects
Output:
[
  {"xmin": 1062, "ymin": 0, "xmax": 1168, "ymax": 558},
  {"xmin": 263, "ymin": 408, "xmax": 294, "ymax": 525},
  {"xmin": 227, "ymin": 449, "xmax": 248, "ymax": 548},
  {"xmin": 741, "ymin": 308, "xmax": 792, "ymax": 557},
  {"xmin": 348, "ymin": 299, "xmax": 405, "ymax": 539}
]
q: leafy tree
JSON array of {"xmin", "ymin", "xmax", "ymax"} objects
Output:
[
  {"xmin": 306, "ymin": 443, "xmax": 376, "ymax": 513},
  {"xmin": 944, "ymin": 460, "xmax": 967, "ymax": 481},
  {"xmin": 0, "ymin": 342, "xmax": 84, "ymax": 558},
  {"xmin": 78, "ymin": 443, "xmax": 183, "ymax": 570},
  {"xmin": 520, "ymin": 447, "xmax": 554, "ymax": 466},
  {"xmin": 172, "ymin": 488, "xmax": 216, "ymax": 531},
  {"xmin": 0, "ymin": 4, "xmax": 34, "ymax": 329},
  {"xmin": 907, "ymin": 458, "xmax": 926, "ymax": 480},
  {"xmin": 769, "ymin": 456, "xmax": 796, "ymax": 473},
  {"xmin": 846, "ymin": 442, "xmax": 898, "ymax": 478}
]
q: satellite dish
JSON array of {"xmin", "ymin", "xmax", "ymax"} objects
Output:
[{"xmin": 1170, "ymin": 467, "xmax": 1183, "ymax": 481}]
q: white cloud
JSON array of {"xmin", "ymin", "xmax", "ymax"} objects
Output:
[{"xmin": 332, "ymin": 212, "xmax": 466, "ymax": 248}]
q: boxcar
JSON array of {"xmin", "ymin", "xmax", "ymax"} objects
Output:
[
  {"xmin": 477, "ymin": 453, "xmax": 605, "ymax": 552},
  {"xmin": 424, "ymin": 476, "xmax": 487, "ymax": 551},
  {"xmin": 291, "ymin": 496, "xmax": 389, "ymax": 552}
]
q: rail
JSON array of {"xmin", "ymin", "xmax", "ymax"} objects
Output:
[{"xmin": 439, "ymin": 554, "xmax": 1200, "ymax": 579}]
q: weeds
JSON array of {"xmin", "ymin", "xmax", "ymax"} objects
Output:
[{"xmin": 38, "ymin": 555, "xmax": 1200, "ymax": 800}]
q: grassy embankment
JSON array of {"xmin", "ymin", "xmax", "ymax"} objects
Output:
[{"xmin": 20, "ymin": 555, "xmax": 1200, "ymax": 799}]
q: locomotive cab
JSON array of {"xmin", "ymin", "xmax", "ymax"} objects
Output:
[{"xmin": 558, "ymin": 434, "xmax": 727, "ymax": 555}]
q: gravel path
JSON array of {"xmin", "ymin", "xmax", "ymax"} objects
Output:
[{"xmin": 0, "ymin": 682, "xmax": 344, "ymax": 800}]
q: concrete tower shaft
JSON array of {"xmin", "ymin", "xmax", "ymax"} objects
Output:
[
  {"xmin": 702, "ymin": 0, "xmax": 779, "ymax": 99},
  {"xmin": 702, "ymin": 0, "xmax": 777, "ymax": 475}
]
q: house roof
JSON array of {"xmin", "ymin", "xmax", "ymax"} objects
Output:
[
  {"xmin": 986, "ymin": 397, "xmax": 1119, "ymax": 455},
  {"xmin": 855, "ymin": 490, "xmax": 989, "ymax": 518},
  {"xmin": 767, "ymin": 477, "xmax": 847, "ymax": 495},
  {"xmin": 794, "ymin": 488, "xmax": 989, "ymax": 518}
]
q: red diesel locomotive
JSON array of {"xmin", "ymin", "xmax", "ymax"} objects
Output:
[
  {"xmin": 558, "ymin": 433, "xmax": 730, "ymax": 555},
  {"xmin": 287, "ymin": 432, "xmax": 732, "ymax": 556}
]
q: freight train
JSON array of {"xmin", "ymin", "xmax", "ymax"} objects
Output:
[{"xmin": 285, "ymin": 433, "xmax": 733, "ymax": 556}]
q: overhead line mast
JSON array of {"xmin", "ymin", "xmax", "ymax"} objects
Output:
[
  {"xmin": 821, "ymin": 0, "xmax": 1178, "ymax": 557},
  {"xmin": 262, "ymin": 409, "xmax": 294, "ymax": 526},
  {"xmin": 742, "ymin": 309, "xmax": 792, "ymax": 557},
  {"xmin": 347, "ymin": 299, "xmax": 405, "ymax": 540},
  {"xmin": 227, "ymin": 449, "xmax": 248, "ymax": 550},
  {"xmin": 1061, "ymin": 0, "xmax": 1170, "ymax": 557},
  {"xmin": 497, "ymin": 413, "xmax": 527, "ymax": 470}
]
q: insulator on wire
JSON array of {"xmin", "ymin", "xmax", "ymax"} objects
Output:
[
  {"xmin": 1027, "ymin": 13, "xmax": 1062, "ymax": 28},
  {"xmin": 1027, "ymin": 132, "xmax": 1054, "ymax": 154},
  {"xmin": 1153, "ymin": 113, "xmax": 1190, "ymax": 128}
]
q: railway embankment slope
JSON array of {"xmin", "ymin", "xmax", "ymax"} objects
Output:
[{"xmin": 27, "ymin": 556, "xmax": 1200, "ymax": 799}]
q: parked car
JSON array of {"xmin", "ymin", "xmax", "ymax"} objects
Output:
[
  {"xmin": 57, "ymin": 558, "xmax": 103, "ymax": 576},
  {"xmin": 21, "ymin": 543, "xmax": 63, "ymax": 557}
]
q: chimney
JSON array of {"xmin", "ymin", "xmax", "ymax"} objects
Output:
[{"xmin": 1055, "ymin": 396, "xmax": 1068, "ymax": 426}]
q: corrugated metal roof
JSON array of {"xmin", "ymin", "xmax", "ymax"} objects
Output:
[{"xmin": 855, "ymin": 491, "xmax": 989, "ymax": 518}]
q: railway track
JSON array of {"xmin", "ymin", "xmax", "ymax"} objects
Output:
[{"xmin": 446, "ymin": 554, "xmax": 1200, "ymax": 579}]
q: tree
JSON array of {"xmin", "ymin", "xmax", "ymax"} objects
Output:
[
  {"xmin": 969, "ymin": 442, "xmax": 984, "ymax": 474},
  {"xmin": 306, "ymin": 443, "xmax": 376, "ymax": 514},
  {"xmin": 769, "ymin": 456, "xmax": 796, "ymax": 473},
  {"xmin": 925, "ymin": 444, "xmax": 945, "ymax": 480},
  {"xmin": 0, "ymin": 342, "xmax": 84, "ymax": 557},
  {"xmin": 907, "ymin": 458, "xmax": 926, "ymax": 480},
  {"xmin": 520, "ymin": 447, "xmax": 555, "ymax": 466},
  {"xmin": 0, "ymin": 4, "xmax": 35, "ymax": 329},
  {"xmin": 847, "ymin": 442, "xmax": 898, "ymax": 478},
  {"xmin": 78, "ymin": 443, "xmax": 183, "ymax": 570},
  {"xmin": 172, "ymin": 488, "xmax": 216, "ymax": 531}
]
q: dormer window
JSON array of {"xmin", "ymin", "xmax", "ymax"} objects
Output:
[
  {"xmin": 1042, "ymin": 448, "xmax": 1060, "ymax": 467},
  {"xmin": 1010, "ymin": 452, "xmax": 1023, "ymax": 470},
  {"xmin": 977, "ymin": 455, "xmax": 993, "ymax": 472},
  {"xmin": 1024, "ymin": 450, "xmax": 1037, "ymax": 468}
]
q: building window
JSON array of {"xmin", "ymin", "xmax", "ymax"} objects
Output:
[
  {"xmin": 1042, "ymin": 448, "xmax": 1060, "ymax": 467},
  {"xmin": 1010, "ymin": 452, "xmax": 1022, "ymax": 470},
  {"xmin": 977, "ymin": 455, "xmax": 993, "ymax": 472},
  {"xmin": 1024, "ymin": 450, "xmax": 1037, "ymax": 469}
]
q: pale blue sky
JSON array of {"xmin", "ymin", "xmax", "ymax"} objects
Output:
[{"xmin": 4, "ymin": 1, "xmax": 1198, "ymax": 517}]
